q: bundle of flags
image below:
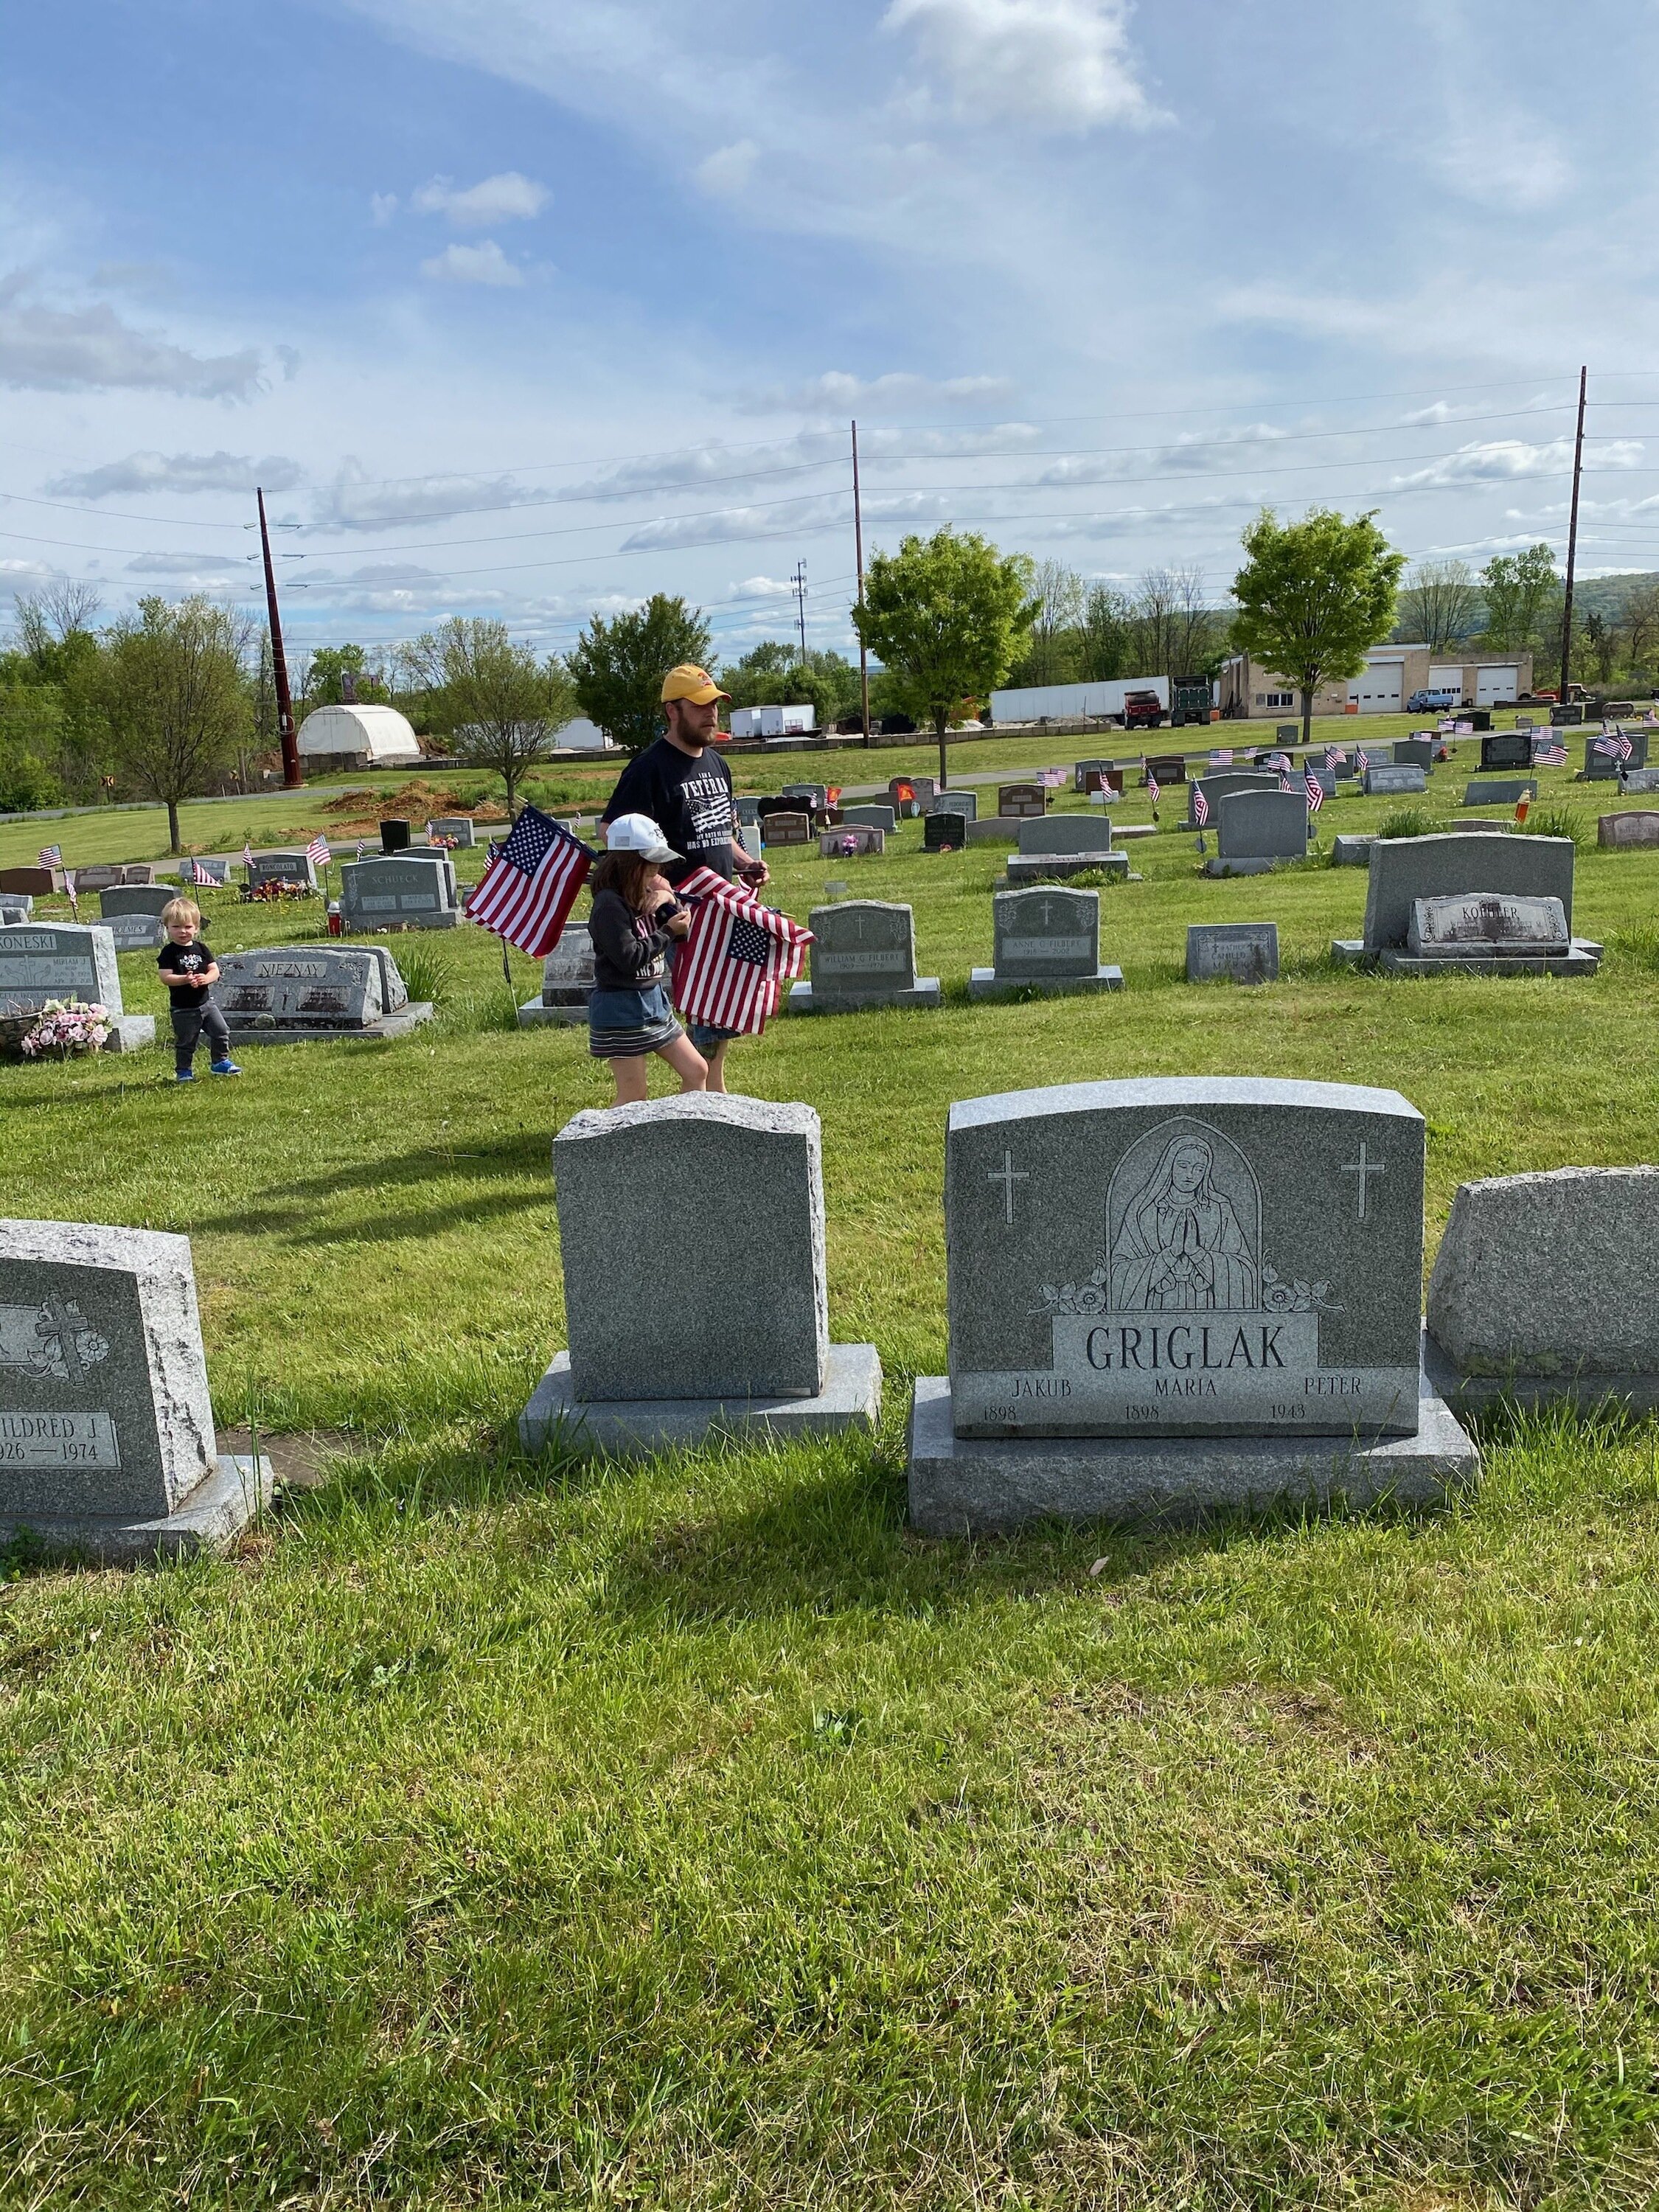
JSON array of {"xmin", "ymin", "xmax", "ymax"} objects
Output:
[
  {"xmin": 672, "ymin": 866, "xmax": 811, "ymax": 1036},
  {"xmin": 1037, "ymin": 768, "xmax": 1067, "ymax": 790},
  {"xmin": 305, "ymin": 834, "xmax": 330, "ymax": 871},
  {"xmin": 1596, "ymin": 730, "xmax": 1634, "ymax": 762},
  {"xmin": 465, "ymin": 803, "xmax": 594, "ymax": 957},
  {"xmin": 1304, "ymin": 762, "xmax": 1325, "ymax": 813}
]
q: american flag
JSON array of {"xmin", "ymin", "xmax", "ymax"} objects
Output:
[
  {"xmin": 1192, "ymin": 785, "xmax": 1209, "ymax": 826},
  {"xmin": 1038, "ymin": 768, "xmax": 1066, "ymax": 790},
  {"xmin": 1325, "ymin": 745, "xmax": 1346, "ymax": 768},
  {"xmin": 1208, "ymin": 748, "xmax": 1233, "ymax": 765},
  {"xmin": 1537, "ymin": 742, "xmax": 1568, "ymax": 767},
  {"xmin": 38, "ymin": 843, "xmax": 61, "ymax": 868},
  {"xmin": 1279, "ymin": 773, "xmax": 1293, "ymax": 793},
  {"xmin": 187, "ymin": 857, "xmax": 218, "ymax": 886},
  {"xmin": 672, "ymin": 865, "xmax": 811, "ymax": 1036},
  {"xmin": 1304, "ymin": 763, "xmax": 1325, "ymax": 813},
  {"xmin": 1356, "ymin": 748, "xmax": 1370, "ymax": 773},
  {"xmin": 305, "ymin": 834, "xmax": 330, "ymax": 869},
  {"xmin": 63, "ymin": 872, "xmax": 77, "ymax": 911},
  {"xmin": 1599, "ymin": 730, "xmax": 1635, "ymax": 762},
  {"xmin": 355, "ymin": 840, "xmax": 366, "ymax": 861},
  {"xmin": 465, "ymin": 803, "xmax": 594, "ymax": 956},
  {"xmin": 1266, "ymin": 751, "xmax": 1290, "ymax": 773},
  {"xmin": 1146, "ymin": 770, "xmax": 1161, "ymax": 809},
  {"xmin": 243, "ymin": 842, "xmax": 254, "ymax": 868}
]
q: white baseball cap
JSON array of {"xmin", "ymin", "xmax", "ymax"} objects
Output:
[{"xmin": 605, "ymin": 812, "xmax": 679, "ymax": 862}]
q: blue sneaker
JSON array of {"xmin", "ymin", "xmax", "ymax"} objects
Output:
[
  {"xmin": 175, "ymin": 1070, "xmax": 195, "ymax": 1083},
  {"xmin": 209, "ymin": 1060, "xmax": 243, "ymax": 1077}
]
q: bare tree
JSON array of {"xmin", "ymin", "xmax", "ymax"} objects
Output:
[
  {"xmin": 1127, "ymin": 567, "xmax": 1215, "ymax": 681},
  {"xmin": 13, "ymin": 582, "xmax": 102, "ymax": 669},
  {"xmin": 1021, "ymin": 560, "xmax": 1085, "ymax": 685},
  {"xmin": 1397, "ymin": 558, "xmax": 1478, "ymax": 651}
]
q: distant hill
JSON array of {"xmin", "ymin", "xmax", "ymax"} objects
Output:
[{"xmin": 1393, "ymin": 570, "xmax": 1659, "ymax": 647}]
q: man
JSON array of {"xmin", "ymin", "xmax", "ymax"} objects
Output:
[{"xmin": 602, "ymin": 663, "xmax": 768, "ymax": 1093}]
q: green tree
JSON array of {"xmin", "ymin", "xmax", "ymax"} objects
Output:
[
  {"xmin": 99, "ymin": 597, "xmax": 252, "ymax": 852},
  {"xmin": 1230, "ymin": 508, "xmax": 1405, "ymax": 748},
  {"xmin": 723, "ymin": 641, "xmax": 860, "ymax": 731},
  {"xmin": 1479, "ymin": 543, "xmax": 1559, "ymax": 655},
  {"xmin": 852, "ymin": 529, "xmax": 1035, "ymax": 786},
  {"xmin": 567, "ymin": 594, "xmax": 713, "ymax": 752},
  {"xmin": 303, "ymin": 643, "xmax": 389, "ymax": 709},
  {"xmin": 406, "ymin": 617, "xmax": 574, "ymax": 817},
  {"xmin": 1077, "ymin": 582, "xmax": 1131, "ymax": 681}
]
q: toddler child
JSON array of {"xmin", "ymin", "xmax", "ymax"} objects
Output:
[{"xmin": 156, "ymin": 897, "xmax": 240, "ymax": 1082}]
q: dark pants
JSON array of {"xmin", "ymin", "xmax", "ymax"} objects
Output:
[{"xmin": 171, "ymin": 1001, "xmax": 232, "ymax": 1074}]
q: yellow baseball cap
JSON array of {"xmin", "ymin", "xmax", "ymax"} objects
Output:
[{"xmin": 661, "ymin": 663, "xmax": 729, "ymax": 706}]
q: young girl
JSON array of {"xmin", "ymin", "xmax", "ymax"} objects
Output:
[{"xmin": 585, "ymin": 813, "xmax": 708, "ymax": 1105}]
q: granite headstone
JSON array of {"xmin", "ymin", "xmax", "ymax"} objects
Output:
[
  {"xmin": 341, "ymin": 855, "xmax": 460, "ymax": 930},
  {"xmin": 790, "ymin": 900, "xmax": 939, "ymax": 1012},
  {"xmin": 1186, "ymin": 922, "xmax": 1279, "ymax": 983},
  {"xmin": 0, "ymin": 922, "xmax": 153, "ymax": 1050},
  {"xmin": 970, "ymin": 886, "xmax": 1121, "ymax": 999}
]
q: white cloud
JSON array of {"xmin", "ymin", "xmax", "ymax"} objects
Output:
[
  {"xmin": 882, "ymin": 0, "xmax": 1161, "ymax": 131},
  {"xmin": 418, "ymin": 240, "xmax": 525, "ymax": 286},
  {"xmin": 125, "ymin": 552, "xmax": 246, "ymax": 574},
  {"xmin": 1035, "ymin": 423, "xmax": 1289, "ymax": 485},
  {"xmin": 0, "ymin": 275, "xmax": 262, "ymax": 398},
  {"xmin": 89, "ymin": 261, "xmax": 175, "ymax": 299},
  {"xmin": 314, "ymin": 460, "xmax": 557, "ymax": 529},
  {"xmin": 370, "ymin": 192, "xmax": 400, "ymax": 226},
  {"xmin": 695, "ymin": 142, "xmax": 760, "ymax": 199},
  {"xmin": 46, "ymin": 450, "xmax": 305, "ymax": 498},
  {"xmin": 411, "ymin": 171, "xmax": 549, "ymax": 226},
  {"xmin": 1431, "ymin": 127, "xmax": 1571, "ymax": 215},
  {"xmin": 1386, "ymin": 437, "xmax": 1644, "ymax": 490}
]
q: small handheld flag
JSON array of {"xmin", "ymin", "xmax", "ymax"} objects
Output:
[
  {"xmin": 1146, "ymin": 771, "xmax": 1161, "ymax": 812},
  {"xmin": 38, "ymin": 844, "xmax": 62, "ymax": 869},
  {"xmin": 1356, "ymin": 748, "xmax": 1370, "ymax": 774},
  {"xmin": 1192, "ymin": 785, "xmax": 1209, "ymax": 827},
  {"xmin": 465, "ymin": 802, "xmax": 594, "ymax": 956},
  {"xmin": 1304, "ymin": 763, "xmax": 1325, "ymax": 813},
  {"xmin": 672, "ymin": 866, "xmax": 812, "ymax": 1036}
]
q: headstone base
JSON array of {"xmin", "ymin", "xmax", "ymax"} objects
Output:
[
  {"xmin": 1203, "ymin": 855, "xmax": 1307, "ymax": 877},
  {"xmin": 519, "ymin": 1343, "xmax": 883, "ymax": 1457},
  {"xmin": 1112, "ymin": 824, "xmax": 1158, "ymax": 841},
  {"xmin": 906, "ymin": 1362, "xmax": 1476, "ymax": 1536},
  {"xmin": 964, "ymin": 820, "xmax": 1018, "ymax": 844},
  {"xmin": 967, "ymin": 964, "xmax": 1122, "ymax": 1000},
  {"xmin": 1332, "ymin": 835, "xmax": 1377, "ymax": 866},
  {"xmin": 787, "ymin": 979, "xmax": 942, "ymax": 1013},
  {"xmin": 1330, "ymin": 938, "xmax": 1602, "ymax": 975},
  {"xmin": 1422, "ymin": 1329, "xmax": 1659, "ymax": 1419},
  {"xmin": 0, "ymin": 1453, "xmax": 273, "ymax": 1565},
  {"xmin": 344, "ymin": 911, "xmax": 459, "ymax": 931},
  {"xmin": 1004, "ymin": 852, "xmax": 1128, "ymax": 885},
  {"xmin": 518, "ymin": 998, "xmax": 588, "ymax": 1028},
  {"xmin": 226, "ymin": 1002, "xmax": 434, "ymax": 1045},
  {"xmin": 105, "ymin": 1015, "xmax": 156, "ymax": 1052}
]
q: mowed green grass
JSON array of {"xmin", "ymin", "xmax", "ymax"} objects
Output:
[{"xmin": 3, "ymin": 743, "xmax": 1659, "ymax": 2208}]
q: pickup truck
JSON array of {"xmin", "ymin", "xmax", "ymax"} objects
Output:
[
  {"xmin": 1405, "ymin": 686, "xmax": 1461, "ymax": 714},
  {"xmin": 1122, "ymin": 688, "xmax": 1165, "ymax": 731}
]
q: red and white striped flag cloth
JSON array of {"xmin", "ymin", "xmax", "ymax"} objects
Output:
[
  {"xmin": 63, "ymin": 872, "xmax": 77, "ymax": 911},
  {"xmin": 187, "ymin": 857, "xmax": 217, "ymax": 886},
  {"xmin": 672, "ymin": 865, "xmax": 811, "ymax": 1037},
  {"xmin": 1192, "ymin": 785, "xmax": 1209, "ymax": 826},
  {"xmin": 1146, "ymin": 771, "xmax": 1161, "ymax": 809},
  {"xmin": 305, "ymin": 834, "xmax": 330, "ymax": 869},
  {"xmin": 465, "ymin": 804, "xmax": 594, "ymax": 956},
  {"xmin": 1355, "ymin": 748, "xmax": 1370, "ymax": 773},
  {"xmin": 243, "ymin": 843, "xmax": 254, "ymax": 868},
  {"xmin": 1537, "ymin": 741, "xmax": 1568, "ymax": 767},
  {"xmin": 37, "ymin": 843, "xmax": 62, "ymax": 868},
  {"xmin": 1304, "ymin": 763, "xmax": 1325, "ymax": 813}
]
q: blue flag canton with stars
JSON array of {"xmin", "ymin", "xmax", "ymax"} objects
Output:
[
  {"xmin": 495, "ymin": 804, "xmax": 565, "ymax": 874},
  {"xmin": 728, "ymin": 914, "xmax": 773, "ymax": 967}
]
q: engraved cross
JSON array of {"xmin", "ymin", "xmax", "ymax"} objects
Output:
[
  {"xmin": 1340, "ymin": 1141, "xmax": 1385, "ymax": 1220},
  {"xmin": 987, "ymin": 1148, "xmax": 1029, "ymax": 1228}
]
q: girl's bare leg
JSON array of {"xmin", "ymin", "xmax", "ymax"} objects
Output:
[
  {"xmin": 611, "ymin": 1054, "xmax": 650, "ymax": 1105},
  {"xmin": 659, "ymin": 1034, "xmax": 708, "ymax": 1091}
]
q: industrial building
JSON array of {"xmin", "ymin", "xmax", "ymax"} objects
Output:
[{"xmin": 1218, "ymin": 646, "xmax": 1534, "ymax": 717}]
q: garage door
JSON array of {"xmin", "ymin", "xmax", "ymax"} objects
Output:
[
  {"xmin": 1349, "ymin": 664, "xmax": 1403, "ymax": 712},
  {"xmin": 1475, "ymin": 664, "xmax": 1519, "ymax": 706},
  {"xmin": 1428, "ymin": 664, "xmax": 1464, "ymax": 694}
]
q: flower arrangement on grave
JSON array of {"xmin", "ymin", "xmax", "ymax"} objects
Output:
[
  {"xmin": 831, "ymin": 835, "xmax": 858, "ymax": 858},
  {"xmin": 21, "ymin": 999, "xmax": 110, "ymax": 1057}
]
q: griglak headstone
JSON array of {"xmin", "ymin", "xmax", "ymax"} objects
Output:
[
  {"xmin": 0, "ymin": 1220, "xmax": 270, "ymax": 1560},
  {"xmin": 790, "ymin": 900, "xmax": 940, "ymax": 1012},
  {"xmin": 907, "ymin": 1077, "xmax": 1476, "ymax": 1534},
  {"xmin": 970, "ymin": 886, "xmax": 1121, "ymax": 999},
  {"xmin": 518, "ymin": 1096, "xmax": 880, "ymax": 1454}
]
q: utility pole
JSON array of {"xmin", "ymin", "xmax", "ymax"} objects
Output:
[
  {"xmin": 852, "ymin": 418, "xmax": 870, "ymax": 747},
  {"xmin": 1559, "ymin": 364, "xmax": 1587, "ymax": 710},
  {"xmin": 258, "ymin": 486, "xmax": 302, "ymax": 788},
  {"xmin": 793, "ymin": 559, "xmax": 808, "ymax": 672}
]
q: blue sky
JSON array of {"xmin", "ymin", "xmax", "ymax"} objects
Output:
[{"xmin": 5, "ymin": 0, "xmax": 1659, "ymax": 666}]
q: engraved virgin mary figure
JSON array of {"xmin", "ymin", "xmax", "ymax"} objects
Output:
[{"xmin": 1107, "ymin": 1132, "xmax": 1259, "ymax": 1312}]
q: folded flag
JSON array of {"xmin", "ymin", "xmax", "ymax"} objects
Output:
[
  {"xmin": 465, "ymin": 803, "xmax": 594, "ymax": 957},
  {"xmin": 1304, "ymin": 763, "xmax": 1325, "ymax": 813},
  {"xmin": 1192, "ymin": 785, "xmax": 1209, "ymax": 826},
  {"xmin": 672, "ymin": 866, "xmax": 812, "ymax": 1037},
  {"xmin": 305, "ymin": 834, "xmax": 330, "ymax": 869},
  {"xmin": 37, "ymin": 844, "xmax": 62, "ymax": 868}
]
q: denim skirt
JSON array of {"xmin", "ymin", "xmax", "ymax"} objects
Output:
[{"xmin": 587, "ymin": 981, "xmax": 684, "ymax": 1059}]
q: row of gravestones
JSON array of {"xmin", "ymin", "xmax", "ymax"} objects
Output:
[{"xmin": 12, "ymin": 1082, "xmax": 1657, "ymax": 1559}]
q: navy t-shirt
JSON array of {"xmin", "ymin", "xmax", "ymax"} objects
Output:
[{"xmin": 602, "ymin": 738, "xmax": 739, "ymax": 887}]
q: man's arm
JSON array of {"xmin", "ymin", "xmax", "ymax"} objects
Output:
[{"xmin": 731, "ymin": 832, "xmax": 768, "ymax": 886}]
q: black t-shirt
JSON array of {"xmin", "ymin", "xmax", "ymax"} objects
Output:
[
  {"xmin": 157, "ymin": 939, "xmax": 215, "ymax": 1008},
  {"xmin": 602, "ymin": 738, "xmax": 741, "ymax": 887}
]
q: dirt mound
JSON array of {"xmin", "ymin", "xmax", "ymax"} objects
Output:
[{"xmin": 321, "ymin": 779, "xmax": 509, "ymax": 834}]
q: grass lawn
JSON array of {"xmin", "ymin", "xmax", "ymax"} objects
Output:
[{"xmin": 2, "ymin": 739, "xmax": 1658, "ymax": 2207}]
